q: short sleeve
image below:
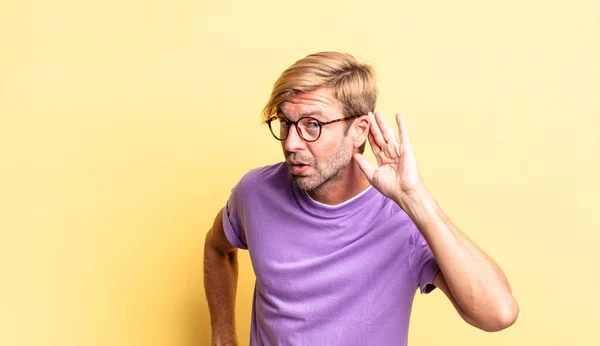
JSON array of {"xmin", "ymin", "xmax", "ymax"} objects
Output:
[
  {"xmin": 221, "ymin": 183, "xmax": 248, "ymax": 250},
  {"xmin": 409, "ymin": 230, "xmax": 440, "ymax": 294}
]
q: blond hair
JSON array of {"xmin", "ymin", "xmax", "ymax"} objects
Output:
[{"xmin": 262, "ymin": 52, "xmax": 377, "ymax": 123}]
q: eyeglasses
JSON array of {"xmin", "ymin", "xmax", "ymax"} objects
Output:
[{"xmin": 266, "ymin": 114, "xmax": 362, "ymax": 142}]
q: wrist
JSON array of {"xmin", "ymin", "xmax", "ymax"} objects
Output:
[
  {"xmin": 395, "ymin": 185, "xmax": 437, "ymax": 222},
  {"xmin": 212, "ymin": 334, "xmax": 238, "ymax": 346},
  {"xmin": 212, "ymin": 325, "xmax": 237, "ymax": 346}
]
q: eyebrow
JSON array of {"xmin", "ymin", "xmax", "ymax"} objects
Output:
[{"xmin": 277, "ymin": 110, "xmax": 325, "ymax": 120}]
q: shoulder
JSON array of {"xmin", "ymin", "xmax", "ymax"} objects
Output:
[
  {"xmin": 370, "ymin": 192, "xmax": 421, "ymax": 235},
  {"xmin": 233, "ymin": 162, "xmax": 289, "ymax": 195},
  {"xmin": 227, "ymin": 162, "xmax": 293, "ymax": 217}
]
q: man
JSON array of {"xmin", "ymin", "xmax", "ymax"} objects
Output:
[{"xmin": 204, "ymin": 52, "xmax": 519, "ymax": 345}]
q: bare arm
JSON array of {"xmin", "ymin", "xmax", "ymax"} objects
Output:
[
  {"xmin": 355, "ymin": 111, "xmax": 519, "ymax": 332},
  {"xmin": 204, "ymin": 208, "xmax": 239, "ymax": 345},
  {"xmin": 401, "ymin": 188, "xmax": 519, "ymax": 332}
]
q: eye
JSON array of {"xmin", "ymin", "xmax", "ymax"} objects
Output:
[
  {"xmin": 277, "ymin": 117, "xmax": 292, "ymax": 127},
  {"xmin": 305, "ymin": 120, "xmax": 320, "ymax": 129}
]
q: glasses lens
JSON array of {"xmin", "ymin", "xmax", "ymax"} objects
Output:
[
  {"xmin": 269, "ymin": 117, "xmax": 289, "ymax": 140},
  {"xmin": 298, "ymin": 118, "xmax": 321, "ymax": 141}
]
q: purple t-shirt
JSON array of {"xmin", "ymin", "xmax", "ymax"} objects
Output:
[{"xmin": 223, "ymin": 163, "xmax": 440, "ymax": 346}]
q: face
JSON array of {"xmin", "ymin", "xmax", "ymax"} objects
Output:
[{"xmin": 278, "ymin": 88, "xmax": 354, "ymax": 192}]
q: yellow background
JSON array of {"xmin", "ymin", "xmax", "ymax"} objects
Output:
[{"xmin": 1, "ymin": 0, "xmax": 599, "ymax": 345}]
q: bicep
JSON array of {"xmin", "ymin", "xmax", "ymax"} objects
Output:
[{"xmin": 205, "ymin": 208, "xmax": 237, "ymax": 255}]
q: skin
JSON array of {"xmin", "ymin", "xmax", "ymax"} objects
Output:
[
  {"xmin": 278, "ymin": 88, "xmax": 370, "ymax": 203},
  {"xmin": 204, "ymin": 87, "xmax": 519, "ymax": 345},
  {"xmin": 204, "ymin": 209, "xmax": 238, "ymax": 346},
  {"xmin": 354, "ymin": 111, "xmax": 519, "ymax": 332}
]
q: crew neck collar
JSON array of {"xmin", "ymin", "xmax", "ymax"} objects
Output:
[
  {"xmin": 292, "ymin": 181, "xmax": 379, "ymax": 217},
  {"xmin": 306, "ymin": 185, "xmax": 373, "ymax": 208}
]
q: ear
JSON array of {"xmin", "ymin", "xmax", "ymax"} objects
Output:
[{"xmin": 352, "ymin": 114, "xmax": 370, "ymax": 149}]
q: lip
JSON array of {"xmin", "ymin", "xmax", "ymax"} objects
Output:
[{"xmin": 288, "ymin": 162, "xmax": 311, "ymax": 174}]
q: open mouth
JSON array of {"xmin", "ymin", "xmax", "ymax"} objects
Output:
[{"xmin": 289, "ymin": 162, "xmax": 310, "ymax": 174}]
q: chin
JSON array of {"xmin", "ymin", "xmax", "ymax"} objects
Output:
[{"xmin": 292, "ymin": 176, "xmax": 320, "ymax": 192}]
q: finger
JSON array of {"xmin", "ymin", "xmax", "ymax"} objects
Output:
[
  {"xmin": 375, "ymin": 112, "xmax": 401, "ymax": 157},
  {"xmin": 353, "ymin": 153, "xmax": 376, "ymax": 182},
  {"xmin": 368, "ymin": 112, "xmax": 387, "ymax": 149},
  {"xmin": 375, "ymin": 111, "xmax": 399, "ymax": 146},
  {"xmin": 396, "ymin": 113, "xmax": 416, "ymax": 158},
  {"xmin": 396, "ymin": 112, "xmax": 410, "ymax": 146},
  {"xmin": 368, "ymin": 132, "xmax": 382, "ymax": 157},
  {"xmin": 368, "ymin": 132, "xmax": 388, "ymax": 166}
]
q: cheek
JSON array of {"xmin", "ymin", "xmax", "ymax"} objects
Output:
[{"xmin": 308, "ymin": 139, "xmax": 337, "ymax": 160}]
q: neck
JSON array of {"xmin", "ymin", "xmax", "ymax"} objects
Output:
[{"xmin": 306, "ymin": 159, "xmax": 371, "ymax": 205}]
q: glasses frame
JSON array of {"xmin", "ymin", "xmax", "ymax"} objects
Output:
[{"xmin": 266, "ymin": 114, "xmax": 362, "ymax": 142}]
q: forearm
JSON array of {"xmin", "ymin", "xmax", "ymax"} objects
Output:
[
  {"xmin": 397, "ymin": 187, "xmax": 518, "ymax": 328},
  {"xmin": 204, "ymin": 232, "xmax": 239, "ymax": 345}
]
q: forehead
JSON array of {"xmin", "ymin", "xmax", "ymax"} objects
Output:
[{"xmin": 279, "ymin": 88, "xmax": 342, "ymax": 119}]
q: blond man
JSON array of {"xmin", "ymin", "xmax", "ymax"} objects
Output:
[{"xmin": 204, "ymin": 52, "xmax": 519, "ymax": 346}]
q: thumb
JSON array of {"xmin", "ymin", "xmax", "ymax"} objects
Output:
[{"xmin": 353, "ymin": 154, "xmax": 375, "ymax": 182}]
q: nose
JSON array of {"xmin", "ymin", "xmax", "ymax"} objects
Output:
[{"xmin": 283, "ymin": 124, "xmax": 306, "ymax": 152}]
